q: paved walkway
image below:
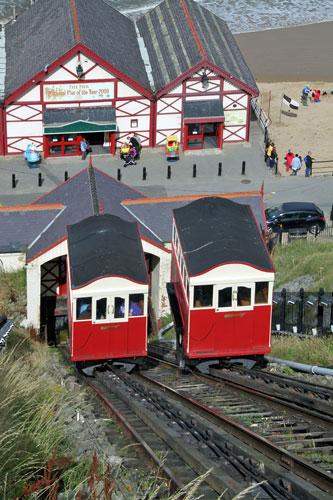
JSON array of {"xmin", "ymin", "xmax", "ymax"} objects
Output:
[{"xmin": 0, "ymin": 120, "xmax": 332, "ymax": 212}]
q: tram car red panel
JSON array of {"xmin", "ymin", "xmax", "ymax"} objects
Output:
[
  {"xmin": 168, "ymin": 197, "xmax": 275, "ymax": 369},
  {"xmin": 67, "ymin": 214, "xmax": 149, "ymax": 370}
]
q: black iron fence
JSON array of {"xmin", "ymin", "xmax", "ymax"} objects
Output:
[{"xmin": 272, "ymin": 288, "xmax": 333, "ymax": 335}]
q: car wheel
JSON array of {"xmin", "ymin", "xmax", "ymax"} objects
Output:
[{"xmin": 309, "ymin": 224, "xmax": 320, "ymax": 235}]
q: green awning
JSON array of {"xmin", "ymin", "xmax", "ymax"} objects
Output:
[
  {"xmin": 43, "ymin": 107, "xmax": 116, "ymax": 135},
  {"xmin": 44, "ymin": 121, "xmax": 116, "ymax": 134}
]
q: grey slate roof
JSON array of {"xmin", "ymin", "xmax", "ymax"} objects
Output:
[
  {"xmin": 183, "ymin": 100, "xmax": 224, "ymax": 120},
  {"xmin": 122, "ymin": 194, "xmax": 266, "ymax": 245},
  {"xmin": 5, "ymin": 0, "xmax": 149, "ymax": 98},
  {"xmin": 0, "ymin": 208, "xmax": 62, "ymax": 253},
  {"xmin": 43, "ymin": 106, "xmax": 116, "ymax": 125},
  {"xmin": 5, "ymin": 0, "xmax": 257, "ymax": 100},
  {"xmin": 137, "ymin": 0, "xmax": 258, "ymax": 94},
  {"xmin": 27, "ymin": 168, "xmax": 159, "ymax": 262}
]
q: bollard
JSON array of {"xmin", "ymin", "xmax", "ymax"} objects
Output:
[
  {"xmin": 38, "ymin": 173, "xmax": 42, "ymax": 187},
  {"xmin": 117, "ymin": 169, "xmax": 121, "ymax": 181},
  {"xmin": 64, "ymin": 171, "xmax": 69, "ymax": 181},
  {"xmin": 241, "ymin": 161, "xmax": 246, "ymax": 175},
  {"xmin": 143, "ymin": 167, "xmax": 147, "ymax": 181},
  {"xmin": 12, "ymin": 174, "xmax": 16, "ymax": 189},
  {"xmin": 167, "ymin": 165, "xmax": 171, "ymax": 179},
  {"xmin": 218, "ymin": 162, "xmax": 222, "ymax": 176},
  {"xmin": 193, "ymin": 164, "xmax": 196, "ymax": 178}
]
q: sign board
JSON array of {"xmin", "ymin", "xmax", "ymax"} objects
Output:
[
  {"xmin": 224, "ymin": 110, "xmax": 247, "ymax": 126},
  {"xmin": 43, "ymin": 82, "xmax": 114, "ymax": 102}
]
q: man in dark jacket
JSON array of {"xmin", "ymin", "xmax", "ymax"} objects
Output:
[{"xmin": 304, "ymin": 151, "xmax": 314, "ymax": 177}]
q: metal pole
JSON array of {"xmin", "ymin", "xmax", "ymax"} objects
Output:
[
  {"xmin": 12, "ymin": 174, "xmax": 16, "ymax": 189},
  {"xmin": 280, "ymin": 288, "xmax": 286, "ymax": 331},
  {"xmin": 167, "ymin": 165, "xmax": 171, "ymax": 179},
  {"xmin": 297, "ymin": 288, "xmax": 304, "ymax": 333},
  {"xmin": 241, "ymin": 161, "xmax": 246, "ymax": 175},
  {"xmin": 218, "ymin": 162, "xmax": 222, "ymax": 176},
  {"xmin": 279, "ymin": 93, "xmax": 283, "ymax": 122},
  {"xmin": 38, "ymin": 173, "xmax": 42, "ymax": 187},
  {"xmin": 117, "ymin": 169, "xmax": 121, "ymax": 181},
  {"xmin": 143, "ymin": 167, "xmax": 147, "ymax": 180},
  {"xmin": 193, "ymin": 164, "xmax": 196, "ymax": 178},
  {"xmin": 317, "ymin": 288, "xmax": 324, "ymax": 330}
]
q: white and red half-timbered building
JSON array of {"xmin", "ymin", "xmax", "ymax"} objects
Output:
[{"xmin": 0, "ymin": 0, "xmax": 258, "ymax": 158}]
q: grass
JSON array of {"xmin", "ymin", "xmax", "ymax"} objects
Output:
[
  {"xmin": 270, "ymin": 335, "xmax": 333, "ymax": 366},
  {"xmin": 271, "ymin": 239, "xmax": 333, "ymax": 291}
]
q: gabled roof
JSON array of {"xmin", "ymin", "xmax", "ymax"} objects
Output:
[
  {"xmin": 26, "ymin": 167, "xmax": 161, "ymax": 262},
  {"xmin": 5, "ymin": 0, "xmax": 149, "ymax": 98},
  {"xmin": 121, "ymin": 192, "xmax": 267, "ymax": 244},
  {"xmin": 173, "ymin": 197, "xmax": 274, "ymax": 276},
  {"xmin": 0, "ymin": 205, "xmax": 64, "ymax": 253},
  {"xmin": 137, "ymin": 0, "xmax": 258, "ymax": 94},
  {"xmin": 5, "ymin": 0, "xmax": 257, "ymax": 100},
  {"xmin": 67, "ymin": 214, "xmax": 149, "ymax": 288}
]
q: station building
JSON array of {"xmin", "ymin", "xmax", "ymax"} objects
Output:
[{"xmin": 0, "ymin": 0, "xmax": 258, "ymax": 158}]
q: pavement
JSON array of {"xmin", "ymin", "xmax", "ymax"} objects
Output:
[{"xmin": 0, "ymin": 120, "xmax": 332, "ymax": 213}]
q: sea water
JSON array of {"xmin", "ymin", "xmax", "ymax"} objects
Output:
[{"xmin": 1, "ymin": 0, "xmax": 333, "ymax": 33}]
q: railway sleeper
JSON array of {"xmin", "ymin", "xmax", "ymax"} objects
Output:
[{"xmin": 99, "ymin": 370, "xmax": 330, "ymax": 500}]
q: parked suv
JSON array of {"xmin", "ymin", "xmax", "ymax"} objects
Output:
[{"xmin": 265, "ymin": 202, "xmax": 325, "ymax": 234}]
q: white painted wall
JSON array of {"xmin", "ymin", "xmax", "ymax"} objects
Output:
[{"xmin": 0, "ymin": 253, "xmax": 25, "ymax": 272}]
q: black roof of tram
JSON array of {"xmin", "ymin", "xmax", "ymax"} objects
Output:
[
  {"xmin": 67, "ymin": 214, "xmax": 149, "ymax": 289},
  {"xmin": 173, "ymin": 197, "xmax": 274, "ymax": 276}
]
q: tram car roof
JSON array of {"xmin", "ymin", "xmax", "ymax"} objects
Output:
[
  {"xmin": 173, "ymin": 197, "xmax": 274, "ymax": 276},
  {"xmin": 67, "ymin": 214, "xmax": 149, "ymax": 288}
]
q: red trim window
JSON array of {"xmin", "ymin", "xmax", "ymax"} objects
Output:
[
  {"xmin": 46, "ymin": 134, "xmax": 80, "ymax": 157},
  {"xmin": 185, "ymin": 123, "xmax": 204, "ymax": 150},
  {"xmin": 131, "ymin": 119, "xmax": 138, "ymax": 128}
]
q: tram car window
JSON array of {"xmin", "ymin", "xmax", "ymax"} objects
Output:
[
  {"xmin": 168, "ymin": 197, "xmax": 275, "ymax": 371},
  {"xmin": 67, "ymin": 214, "xmax": 149, "ymax": 372}
]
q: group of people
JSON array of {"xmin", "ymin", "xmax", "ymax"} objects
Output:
[
  {"xmin": 302, "ymin": 85, "xmax": 327, "ymax": 104},
  {"xmin": 120, "ymin": 133, "xmax": 142, "ymax": 167},
  {"xmin": 285, "ymin": 149, "xmax": 314, "ymax": 177},
  {"xmin": 265, "ymin": 140, "xmax": 278, "ymax": 171}
]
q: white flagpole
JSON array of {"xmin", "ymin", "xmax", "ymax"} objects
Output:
[{"xmin": 280, "ymin": 93, "xmax": 283, "ymax": 122}]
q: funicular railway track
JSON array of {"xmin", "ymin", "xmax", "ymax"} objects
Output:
[
  {"xmin": 60, "ymin": 346, "xmax": 332, "ymax": 499},
  {"xmin": 148, "ymin": 344, "xmax": 333, "ymax": 416},
  {"xmin": 139, "ymin": 354, "xmax": 333, "ymax": 496}
]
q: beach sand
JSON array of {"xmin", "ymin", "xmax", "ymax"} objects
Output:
[{"xmin": 235, "ymin": 23, "xmax": 333, "ymax": 176}]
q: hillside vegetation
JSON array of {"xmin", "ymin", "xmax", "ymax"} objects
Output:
[{"xmin": 272, "ymin": 239, "xmax": 333, "ymax": 291}]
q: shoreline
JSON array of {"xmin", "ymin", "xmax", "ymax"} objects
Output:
[{"xmin": 234, "ymin": 21, "xmax": 333, "ymax": 82}]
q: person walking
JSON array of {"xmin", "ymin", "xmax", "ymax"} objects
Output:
[
  {"xmin": 304, "ymin": 151, "xmax": 314, "ymax": 177},
  {"xmin": 269, "ymin": 146, "xmax": 277, "ymax": 171},
  {"xmin": 290, "ymin": 154, "xmax": 301, "ymax": 175},
  {"xmin": 284, "ymin": 149, "xmax": 294, "ymax": 172},
  {"xmin": 80, "ymin": 137, "xmax": 88, "ymax": 160},
  {"xmin": 266, "ymin": 141, "xmax": 274, "ymax": 167},
  {"xmin": 129, "ymin": 133, "xmax": 140, "ymax": 159}
]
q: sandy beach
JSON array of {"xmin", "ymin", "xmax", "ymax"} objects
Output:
[{"xmin": 235, "ymin": 22, "xmax": 333, "ymax": 176}]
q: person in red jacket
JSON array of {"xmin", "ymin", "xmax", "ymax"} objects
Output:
[
  {"xmin": 284, "ymin": 149, "xmax": 294, "ymax": 172},
  {"xmin": 313, "ymin": 89, "xmax": 321, "ymax": 102}
]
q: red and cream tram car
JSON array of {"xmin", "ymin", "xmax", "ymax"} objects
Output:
[
  {"xmin": 67, "ymin": 214, "xmax": 149, "ymax": 372},
  {"xmin": 168, "ymin": 197, "xmax": 275, "ymax": 370}
]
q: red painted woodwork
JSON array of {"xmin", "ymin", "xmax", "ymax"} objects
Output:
[{"xmin": 70, "ymin": 316, "xmax": 147, "ymax": 362}]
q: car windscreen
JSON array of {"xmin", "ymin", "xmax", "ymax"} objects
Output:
[{"xmin": 265, "ymin": 206, "xmax": 282, "ymax": 219}]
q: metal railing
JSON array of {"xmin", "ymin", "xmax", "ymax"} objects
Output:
[
  {"xmin": 312, "ymin": 160, "xmax": 333, "ymax": 177},
  {"xmin": 272, "ymin": 288, "xmax": 333, "ymax": 335},
  {"xmin": 251, "ymin": 97, "xmax": 271, "ymax": 134}
]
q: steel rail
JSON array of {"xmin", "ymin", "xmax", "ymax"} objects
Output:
[
  {"xmin": 137, "ymin": 369, "xmax": 333, "ymax": 495},
  {"xmin": 86, "ymin": 379, "xmax": 184, "ymax": 493}
]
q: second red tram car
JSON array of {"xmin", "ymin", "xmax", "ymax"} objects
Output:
[
  {"xmin": 168, "ymin": 197, "xmax": 275, "ymax": 370},
  {"xmin": 67, "ymin": 214, "xmax": 149, "ymax": 372}
]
